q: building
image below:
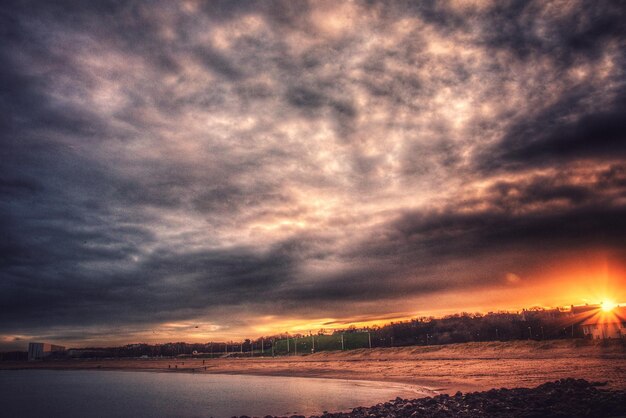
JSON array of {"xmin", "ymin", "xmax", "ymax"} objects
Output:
[
  {"xmin": 570, "ymin": 304, "xmax": 601, "ymax": 316},
  {"xmin": 581, "ymin": 307, "xmax": 626, "ymax": 340},
  {"xmin": 28, "ymin": 342, "xmax": 65, "ymax": 361}
]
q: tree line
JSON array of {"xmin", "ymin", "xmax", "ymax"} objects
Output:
[{"xmin": 3, "ymin": 305, "xmax": 606, "ymax": 359}]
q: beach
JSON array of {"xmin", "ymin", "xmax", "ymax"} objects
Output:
[{"xmin": 3, "ymin": 340, "xmax": 625, "ymax": 394}]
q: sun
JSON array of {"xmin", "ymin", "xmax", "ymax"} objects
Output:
[{"xmin": 601, "ymin": 300, "xmax": 617, "ymax": 312}]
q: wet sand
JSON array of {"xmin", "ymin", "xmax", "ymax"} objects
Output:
[{"xmin": 3, "ymin": 340, "xmax": 625, "ymax": 394}]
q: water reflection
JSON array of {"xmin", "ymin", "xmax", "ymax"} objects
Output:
[{"xmin": 0, "ymin": 370, "xmax": 425, "ymax": 418}]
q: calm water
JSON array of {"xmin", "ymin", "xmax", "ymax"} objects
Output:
[{"xmin": 0, "ymin": 370, "xmax": 424, "ymax": 418}]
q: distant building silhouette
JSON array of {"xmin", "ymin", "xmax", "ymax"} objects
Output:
[{"xmin": 27, "ymin": 342, "xmax": 65, "ymax": 361}]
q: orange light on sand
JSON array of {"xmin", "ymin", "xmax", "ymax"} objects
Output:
[{"xmin": 601, "ymin": 301, "xmax": 617, "ymax": 312}]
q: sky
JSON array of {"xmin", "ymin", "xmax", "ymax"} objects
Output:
[{"xmin": 1, "ymin": 0, "xmax": 625, "ymax": 350}]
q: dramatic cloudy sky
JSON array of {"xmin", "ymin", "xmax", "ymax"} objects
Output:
[{"xmin": 1, "ymin": 0, "xmax": 625, "ymax": 349}]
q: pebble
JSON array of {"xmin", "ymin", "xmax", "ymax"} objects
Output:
[{"xmin": 238, "ymin": 379, "xmax": 626, "ymax": 418}]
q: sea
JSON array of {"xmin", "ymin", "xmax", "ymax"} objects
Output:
[{"xmin": 0, "ymin": 369, "xmax": 424, "ymax": 417}]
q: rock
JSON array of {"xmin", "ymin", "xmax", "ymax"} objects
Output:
[{"xmin": 254, "ymin": 379, "xmax": 626, "ymax": 418}]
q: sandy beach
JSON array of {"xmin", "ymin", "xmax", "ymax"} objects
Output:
[{"xmin": 3, "ymin": 340, "xmax": 625, "ymax": 394}]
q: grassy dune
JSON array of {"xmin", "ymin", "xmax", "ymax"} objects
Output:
[{"xmin": 308, "ymin": 339, "xmax": 626, "ymax": 360}]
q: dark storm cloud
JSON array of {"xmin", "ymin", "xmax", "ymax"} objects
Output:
[
  {"xmin": 194, "ymin": 46, "xmax": 245, "ymax": 80},
  {"xmin": 287, "ymin": 86, "xmax": 325, "ymax": 109},
  {"xmin": 469, "ymin": 1, "xmax": 626, "ymax": 171},
  {"xmin": 384, "ymin": 0, "xmax": 626, "ymax": 63},
  {"xmin": 481, "ymin": 0, "xmax": 626, "ymax": 62},
  {"xmin": 482, "ymin": 88, "xmax": 626, "ymax": 170},
  {"xmin": 1, "ymin": 0, "xmax": 626, "ymax": 347},
  {"xmin": 386, "ymin": 203, "xmax": 626, "ymax": 260},
  {"xmin": 0, "ymin": 241, "xmax": 298, "ymax": 329}
]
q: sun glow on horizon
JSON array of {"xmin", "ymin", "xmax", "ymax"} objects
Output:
[{"xmin": 601, "ymin": 300, "xmax": 618, "ymax": 312}]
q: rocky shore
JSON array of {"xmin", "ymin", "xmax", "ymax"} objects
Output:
[{"xmin": 247, "ymin": 379, "xmax": 626, "ymax": 418}]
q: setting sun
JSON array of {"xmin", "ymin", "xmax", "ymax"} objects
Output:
[{"xmin": 601, "ymin": 301, "xmax": 617, "ymax": 312}]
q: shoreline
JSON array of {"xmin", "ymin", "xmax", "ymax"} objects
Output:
[
  {"xmin": 0, "ymin": 362, "xmax": 446, "ymax": 395},
  {"xmin": 3, "ymin": 368, "xmax": 625, "ymax": 417},
  {"xmin": 3, "ymin": 340, "xmax": 625, "ymax": 394},
  {"xmin": 3, "ymin": 367, "xmax": 625, "ymax": 417}
]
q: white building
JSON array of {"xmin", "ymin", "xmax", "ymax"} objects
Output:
[
  {"xmin": 581, "ymin": 307, "xmax": 626, "ymax": 340},
  {"xmin": 28, "ymin": 342, "xmax": 66, "ymax": 361}
]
